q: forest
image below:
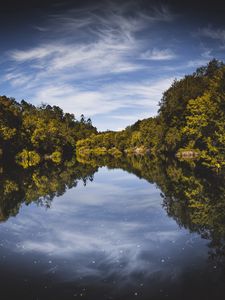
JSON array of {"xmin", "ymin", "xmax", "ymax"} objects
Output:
[
  {"xmin": 76, "ymin": 59, "xmax": 225, "ymax": 171},
  {"xmin": 0, "ymin": 98, "xmax": 97, "ymax": 167},
  {"xmin": 0, "ymin": 59, "xmax": 225, "ymax": 170}
]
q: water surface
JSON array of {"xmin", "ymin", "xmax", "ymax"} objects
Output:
[{"xmin": 0, "ymin": 158, "xmax": 225, "ymax": 299}]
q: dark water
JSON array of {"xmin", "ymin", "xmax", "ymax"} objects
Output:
[{"xmin": 0, "ymin": 156, "xmax": 225, "ymax": 299}]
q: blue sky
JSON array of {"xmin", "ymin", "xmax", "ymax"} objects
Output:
[{"xmin": 1, "ymin": 0, "xmax": 225, "ymax": 130}]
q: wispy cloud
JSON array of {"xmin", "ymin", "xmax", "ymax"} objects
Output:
[
  {"xmin": 186, "ymin": 58, "xmax": 209, "ymax": 68},
  {"xmin": 33, "ymin": 84, "xmax": 121, "ymax": 116},
  {"xmin": 9, "ymin": 3, "xmax": 174, "ymax": 76},
  {"xmin": 1, "ymin": 2, "xmax": 176, "ymax": 129},
  {"xmin": 27, "ymin": 77, "xmax": 174, "ymax": 120},
  {"xmin": 197, "ymin": 26, "xmax": 225, "ymax": 47},
  {"xmin": 140, "ymin": 48, "xmax": 176, "ymax": 60},
  {"xmin": 9, "ymin": 41, "xmax": 142, "ymax": 78},
  {"xmin": 100, "ymin": 77, "xmax": 174, "ymax": 109},
  {"xmin": 198, "ymin": 27, "xmax": 225, "ymax": 41}
]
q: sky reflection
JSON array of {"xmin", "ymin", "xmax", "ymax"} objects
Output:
[{"xmin": 0, "ymin": 167, "xmax": 219, "ymax": 299}]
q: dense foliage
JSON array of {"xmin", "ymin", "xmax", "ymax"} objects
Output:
[
  {"xmin": 76, "ymin": 59, "xmax": 225, "ymax": 170},
  {"xmin": 0, "ymin": 97, "xmax": 96, "ymax": 167}
]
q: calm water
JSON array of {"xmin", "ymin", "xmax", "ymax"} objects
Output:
[{"xmin": 0, "ymin": 158, "xmax": 225, "ymax": 299}]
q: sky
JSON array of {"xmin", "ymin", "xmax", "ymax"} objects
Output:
[{"xmin": 1, "ymin": 0, "xmax": 225, "ymax": 131}]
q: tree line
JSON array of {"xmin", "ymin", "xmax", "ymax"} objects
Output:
[
  {"xmin": 0, "ymin": 98, "xmax": 97, "ymax": 167},
  {"xmin": 76, "ymin": 59, "xmax": 225, "ymax": 170},
  {"xmin": 1, "ymin": 59, "xmax": 225, "ymax": 170}
]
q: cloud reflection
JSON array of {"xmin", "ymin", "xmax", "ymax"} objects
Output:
[{"xmin": 0, "ymin": 168, "xmax": 207, "ymax": 284}]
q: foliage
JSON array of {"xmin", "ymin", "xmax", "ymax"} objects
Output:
[
  {"xmin": 16, "ymin": 149, "xmax": 41, "ymax": 168},
  {"xmin": 49, "ymin": 151, "xmax": 62, "ymax": 164},
  {"xmin": 76, "ymin": 59, "xmax": 225, "ymax": 170},
  {"xmin": 1, "ymin": 59, "xmax": 225, "ymax": 171},
  {"xmin": 0, "ymin": 97, "xmax": 97, "ymax": 167}
]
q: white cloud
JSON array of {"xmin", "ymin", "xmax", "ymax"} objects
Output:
[
  {"xmin": 5, "ymin": 72, "xmax": 33, "ymax": 87},
  {"xmin": 198, "ymin": 27, "xmax": 225, "ymax": 42},
  {"xmin": 101, "ymin": 77, "xmax": 174, "ymax": 108},
  {"xmin": 197, "ymin": 27, "xmax": 225, "ymax": 49},
  {"xmin": 2, "ymin": 2, "xmax": 176, "ymax": 130},
  {"xmin": 32, "ymin": 84, "xmax": 122, "ymax": 116},
  {"xmin": 9, "ymin": 36, "xmax": 141, "ymax": 77},
  {"xmin": 28, "ymin": 77, "xmax": 174, "ymax": 120},
  {"xmin": 10, "ymin": 45, "xmax": 58, "ymax": 62},
  {"xmin": 8, "ymin": 2, "xmax": 174, "ymax": 75},
  {"xmin": 186, "ymin": 58, "xmax": 209, "ymax": 68},
  {"xmin": 140, "ymin": 48, "xmax": 176, "ymax": 60}
]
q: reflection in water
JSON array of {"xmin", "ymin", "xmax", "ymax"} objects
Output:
[
  {"xmin": 78, "ymin": 154, "xmax": 225, "ymax": 266},
  {"xmin": 0, "ymin": 158, "xmax": 97, "ymax": 221},
  {"xmin": 0, "ymin": 156, "xmax": 225, "ymax": 299}
]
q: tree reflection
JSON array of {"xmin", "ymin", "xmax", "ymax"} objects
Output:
[
  {"xmin": 1, "ymin": 153, "xmax": 225, "ymax": 265},
  {"xmin": 0, "ymin": 158, "xmax": 98, "ymax": 221},
  {"xmin": 77, "ymin": 153, "xmax": 225, "ymax": 266}
]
